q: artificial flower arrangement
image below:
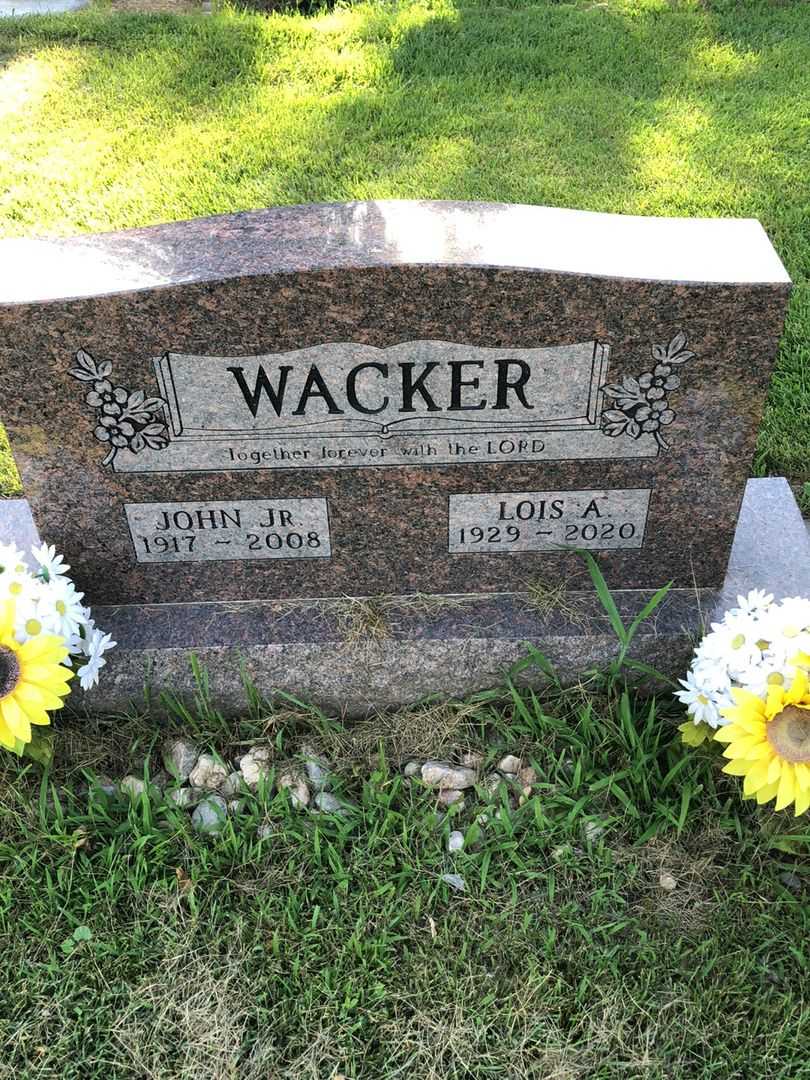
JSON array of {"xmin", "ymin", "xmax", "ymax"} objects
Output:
[
  {"xmin": 677, "ymin": 590, "xmax": 810, "ymax": 816},
  {"xmin": 0, "ymin": 541, "xmax": 115, "ymax": 756}
]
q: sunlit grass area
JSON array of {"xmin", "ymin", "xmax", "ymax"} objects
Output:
[
  {"xmin": 1, "ymin": 679, "xmax": 808, "ymax": 1078},
  {"xmin": 1, "ymin": 8, "xmax": 808, "ymax": 1073},
  {"xmin": 0, "ymin": 0, "xmax": 808, "ymax": 500}
]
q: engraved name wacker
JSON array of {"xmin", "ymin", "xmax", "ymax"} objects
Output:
[
  {"xmin": 154, "ymin": 339, "xmax": 612, "ymax": 470},
  {"xmin": 94, "ymin": 339, "xmax": 671, "ymax": 473}
]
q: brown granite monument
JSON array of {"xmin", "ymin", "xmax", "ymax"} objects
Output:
[{"xmin": 0, "ymin": 201, "xmax": 804, "ymax": 713}]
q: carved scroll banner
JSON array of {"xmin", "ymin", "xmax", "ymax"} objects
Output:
[{"xmin": 71, "ymin": 338, "xmax": 693, "ymax": 474}]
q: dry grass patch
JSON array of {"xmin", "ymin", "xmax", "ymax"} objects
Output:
[
  {"xmin": 312, "ymin": 697, "xmax": 487, "ymax": 770},
  {"xmin": 110, "ymin": 933, "xmax": 260, "ymax": 1080}
]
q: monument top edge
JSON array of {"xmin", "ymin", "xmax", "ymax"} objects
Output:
[{"xmin": 0, "ymin": 199, "xmax": 791, "ymax": 306}]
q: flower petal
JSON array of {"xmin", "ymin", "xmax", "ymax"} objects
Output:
[
  {"xmin": 742, "ymin": 758, "xmax": 771, "ymax": 795},
  {"xmin": 725, "ymin": 736, "xmax": 769, "ymax": 759},
  {"xmin": 794, "ymin": 763, "xmax": 810, "ymax": 792},
  {"xmin": 714, "ymin": 725, "xmax": 744, "ymax": 744},
  {"xmin": 775, "ymin": 764, "xmax": 796, "ymax": 812},
  {"xmin": 767, "ymin": 756, "xmax": 783, "ymax": 785},
  {"xmin": 786, "ymin": 668, "xmax": 809, "ymax": 706},
  {"xmin": 17, "ymin": 636, "xmax": 68, "ymax": 664},
  {"xmin": 21, "ymin": 663, "xmax": 73, "ymax": 688},
  {"xmin": 729, "ymin": 687, "xmax": 767, "ymax": 714},
  {"xmin": 0, "ymin": 714, "xmax": 16, "ymax": 749},
  {"xmin": 0, "ymin": 695, "xmax": 31, "ymax": 743},
  {"xmin": 755, "ymin": 780, "xmax": 780, "ymax": 806},
  {"xmin": 765, "ymin": 685, "xmax": 785, "ymax": 722},
  {"xmin": 14, "ymin": 681, "xmax": 65, "ymax": 712},
  {"xmin": 731, "ymin": 713, "xmax": 766, "ymax": 737},
  {"xmin": 722, "ymin": 758, "xmax": 754, "ymax": 777}
]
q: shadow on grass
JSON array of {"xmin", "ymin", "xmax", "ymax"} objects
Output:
[{"xmin": 0, "ymin": 0, "xmax": 808, "ymax": 487}]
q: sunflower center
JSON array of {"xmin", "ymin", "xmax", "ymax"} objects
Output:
[
  {"xmin": 767, "ymin": 706, "xmax": 810, "ymax": 763},
  {"xmin": 0, "ymin": 646, "xmax": 21, "ymax": 698}
]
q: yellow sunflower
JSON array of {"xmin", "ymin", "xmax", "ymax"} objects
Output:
[
  {"xmin": 715, "ymin": 669, "xmax": 810, "ymax": 815},
  {"xmin": 0, "ymin": 600, "xmax": 73, "ymax": 752}
]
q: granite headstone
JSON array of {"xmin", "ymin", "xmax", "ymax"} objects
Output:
[{"xmin": 0, "ymin": 201, "xmax": 803, "ymax": 713}]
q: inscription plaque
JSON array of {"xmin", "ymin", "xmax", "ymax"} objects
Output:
[
  {"xmin": 66, "ymin": 338, "xmax": 689, "ymax": 474},
  {"xmin": 125, "ymin": 499, "xmax": 331, "ymax": 563},
  {"xmin": 448, "ymin": 489, "xmax": 651, "ymax": 554}
]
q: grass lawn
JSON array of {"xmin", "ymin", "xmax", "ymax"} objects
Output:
[
  {"xmin": 0, "ymin": 0, "xmax": 808, "ymax": 502},
  {"xmin": 0, "ymin": 4, "xmax": 809, "ymax": 1074},
  {"xmin": 0, "ymin": 676, "xmax": 808, "ymax": 1078}
]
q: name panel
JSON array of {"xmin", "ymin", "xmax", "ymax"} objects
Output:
[
  {"xmin": 125, "ymin": 499, "xmax": 331, "ymax": 563},
  {"xmin": 448, "ymin": 489, "xmax": 651, "ymax": 554}
]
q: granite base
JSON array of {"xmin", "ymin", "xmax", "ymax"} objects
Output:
[{"xmin": 1, "ymin": 478, "xmax": 808, "ymax": 716}]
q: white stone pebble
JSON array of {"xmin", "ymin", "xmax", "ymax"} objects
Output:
[
  {"xmin": 166, "ymin": 786, "xmax": 199, "ymax": 809},
  {"xmin": 440, "ymin": 873, "xmax": 466, "ymax": 892},
  {"xmin": 659, "ymin": 871, "xmax": 677, "ymax": 892},
  {"xmin": 91, "ymin": 775, "xmax": 118, "ymax": 797},
  {"xmin": 219, "ymin": 772, "xmax": 243, "ymax": 798},
  {"xmin": 312, "ymin": 791, "xmax": 347, "ymax": 815},
  {"xmin": 189, "ymin": 753, "xmax": 229, "ymax": 791},
  {"xmin": 448, "ymin": 830, "xmax": 465, "ymax": 853},
  {"xmin": 239, "ymin": 747, "xmax": 272, "ymax": 790},
  {"xmin": 301, "ymin": 745, "xmax": 331, "ymax": 791},
  {"xmin": 162, "ymin": 738, "xmax": 200, "ymax": 782},
  {"xmin": 518, "ymin": 765, "xmax": 537, "ymax": 787},
  {"xmin": 277, "ymin": 767, "xmax": 310, "ymax": 809},
  {"xmin": 191, "ymin": 794, "xmax": 228, "ymax": 834},
  {"xmin": 421, "ymin": 761, "xmax": 478, "ymax": 790},
  {"xmin": 120, "ymin": 775, "xmax": 147, "ymax": 800}
]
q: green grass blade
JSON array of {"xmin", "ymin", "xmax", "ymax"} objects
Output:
[{"xmin": 577, "ymin": 549, "xmax": 627, "ymax": 645}]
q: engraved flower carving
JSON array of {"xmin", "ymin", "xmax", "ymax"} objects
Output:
[
  {"xmin": 69, "ymin": 349, "xmax": 170, "ymax": 467},
  {"xmin": 601, "ymin": 331, "xmax": 695, "ymax": 451},
  {"xmin": 94, "ymin": 415, "xmax": 136, "ymax": 447},
  {"xmin": 86, "ymin": 380, "xmax": 129, "ymax": 412}
]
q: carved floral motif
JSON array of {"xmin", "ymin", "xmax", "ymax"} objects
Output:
[
  {"xmin": 600, "ymin": 331, "xmax": 695, "ymax": 451},
  {"xmin": 69, "ymin": 349, "xmax": 169, "ymax": 467}
]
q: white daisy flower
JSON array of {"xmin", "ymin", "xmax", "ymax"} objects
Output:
[
  {"xmin": 0, "ymin": 542, "xmax": 28, "ymax": 578},
  {"xmin": 77, "ymin": 653, "xmax": 104, "ymax": 691},
  {"xmin": 0, "ymin": 567, "xmax": 38, "ymax": 607},
  {"xmin": 77, "ymin": 627, "xmax": 116, "ymax": 690},
  {"xmin": 681, "ymin": 595, "xmax": 810, "ymax": 746},
  {"xmin": 730, "ymin": 589, "xmax": 774, "ymax": 617},
  {"xmin": 691, "ymin": 659, "xmax": 733, "ymax": 696},
  {"xmin": 39, "ymin": 577, "xmax": 88, "ymax": 641},
  {"xmin": 31, "ymin": 542, "xmax": 71, "ymax": 582},
  {"xmin": 710, "ymin": 688, "xmax": 736, "ymax": 717},
  {"xmin": 730, "ymin": 661, "xmax": 779, "ymax": 700},
  {"xmin": 675, "ymin": 670, "xmax": 722, "ymax": 728},
  {"xmin": 11, "ymin": 584, "xmax": 58, "ymax": 644},
  {"xmin": 761, "ymin": 596, "xmax": 810, "ymax": 644},
  {"xmin": 699, "ymin": 616, "xmax": 762, "ymax": 674}
]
